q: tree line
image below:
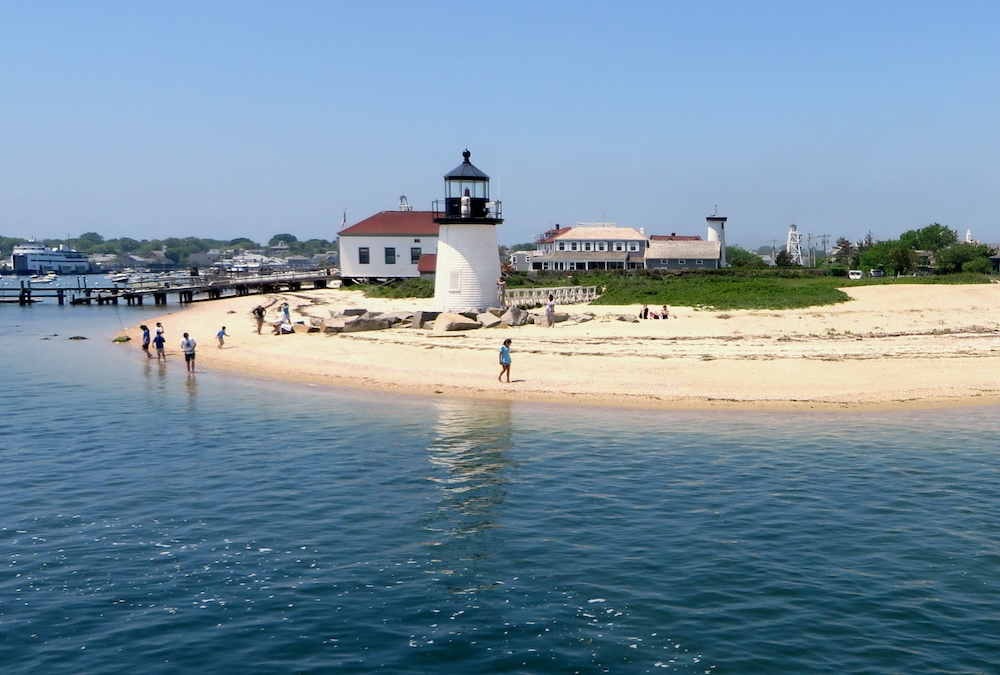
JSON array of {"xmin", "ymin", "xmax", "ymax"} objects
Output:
[
  {"xmin": 0, "ymin": 232, "xmax": 338, "ymax": 265},
  {"xmin": 728, "ymin": 223, "xmax": 993, "ymax": 274}
]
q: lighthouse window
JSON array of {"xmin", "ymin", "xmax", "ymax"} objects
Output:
[
  {"xmin": 359, "ymin": 247, "xmax": 370, "ymax": 265},
  {"xmin": 385, "ymin": 247, "xmax": 396, "ymax": 264},
  {"xmin": 411, "ymin": 247, "xmax": 421, "ymax": 264}
]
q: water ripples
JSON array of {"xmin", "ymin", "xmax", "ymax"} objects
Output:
[{"xmin": 3, "ymin": 307, "xmax": 1000, "ymax": 673}]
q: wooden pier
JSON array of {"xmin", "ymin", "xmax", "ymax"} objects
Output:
[{"xmin": 0, "ymin": 271, "xmax": 336, "ymax": 307}]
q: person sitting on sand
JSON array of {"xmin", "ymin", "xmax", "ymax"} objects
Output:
[
  {"xmin": 272, "ymin": 321, "xmax": 294, "ymax": 335},
  {"xmin": 661, "ymin": 305, "xmax": 670, "ymax": 319}
]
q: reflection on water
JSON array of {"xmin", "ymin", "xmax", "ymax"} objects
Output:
[
  {"xmin": 426, "ymin": 398, "xmax": 513, "ymax": 541},
  {"xmin": 424, "ymin": 398, "xmax": 514, "ymax": 594}
]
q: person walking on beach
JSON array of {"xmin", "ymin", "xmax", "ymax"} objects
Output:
[
  {"xmin": 180, "ymin": 332, "xmax": 197, "ymax": 372},
  {"xmin": 153, "ymin": 331, "xmax": 166, "ymax": 361},
  {"xmin": 217, "ymin": 326, "xmax": 229, "ymax": 349},
  {"xmin": 498, "ymin": 338, "xmax": 512, "ymax": 383},
  {"xmin": 140, "ymin": 325, "xmax": 152, "ymax": 359},
  {"xmin": 545, "ymin": 294, "xmax": 556, "ymax": 327},
  {"xmin": 252, "ymin": 305, "xmax": 266, "ymax": 334}
]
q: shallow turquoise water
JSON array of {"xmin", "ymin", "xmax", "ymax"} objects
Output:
[{"xmin": 1, "ymin": 303, "xmax": 999, "ymax": 673}]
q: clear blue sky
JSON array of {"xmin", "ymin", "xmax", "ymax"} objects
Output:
[{"xmin": 2, "ymin": 1, "xmax": 998, "ymax": 249}]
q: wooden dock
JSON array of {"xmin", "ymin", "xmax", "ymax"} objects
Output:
[{"xmin": 1, "ymin": 271, "xmax": 337, "ymax": 306}]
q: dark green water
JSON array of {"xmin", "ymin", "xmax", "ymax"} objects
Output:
[{"xmin": 2, "ymin": 304, "xmax": 998, "ymax": 673}]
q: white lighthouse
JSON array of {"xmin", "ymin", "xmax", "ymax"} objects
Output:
[
  {"xmin": 433, "ymin": 150, "xmax": 503, "ymax": 311},
  {"xmin": 706, "ymin": 213, "xmax": 728, "ymax": 267}
]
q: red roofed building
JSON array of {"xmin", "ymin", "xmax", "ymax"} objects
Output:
[{"xmin": 338, "ymin": 210, "xmax": 439, "ymax": 283}]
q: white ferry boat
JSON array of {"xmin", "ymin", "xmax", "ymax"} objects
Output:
[{"xmin": 10, "ymin": 240, "xmax": 91, "ymax": 275}]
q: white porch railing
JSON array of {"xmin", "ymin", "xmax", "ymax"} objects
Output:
[{"xmin": 504, "ymin": 285, "xmax": 599, "ymax": 307}]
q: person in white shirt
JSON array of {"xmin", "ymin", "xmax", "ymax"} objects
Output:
[{"xmin": 180, "ymin": 333, "xmax": 197, "ymax": 372}]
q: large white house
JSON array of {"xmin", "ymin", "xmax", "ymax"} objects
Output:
[
  {"xmin": 528, "ymin": 224, "xmax": 649, "ymax": 271},
  {"xmin": 338, "ymin": 210, "xmax": 439, "ymax": 284},
  {"xmin": 526, "ymin": 215, "xmax": 729, "ymax": 271}
]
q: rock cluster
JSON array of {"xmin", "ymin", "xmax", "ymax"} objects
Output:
[{"xmin": 306, "ymin": 306, "xmax": 595, "ymax": 334}]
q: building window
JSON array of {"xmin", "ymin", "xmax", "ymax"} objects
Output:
[
  {"xmin": 414, "ymin": 238, "xmax": 421, "ymax": 243},
  {"xmin": 385, "ymin": 247, "xmax": 396, "ymax": 264},
  {"xmin": 359, "ymin": 247, "xmax": 370, "ymax": 265},
  {"xmin": 696, "ymin": 259, "xmax": 704, "ymax": 265},
  {"xmin": 614, "ymin": 242, "xmax": 625, "ymax": 252},
  {"xmin": 584, "ymin": 242, "xmax": 593, "ymax": 251},
  {"xmin": 677, "ymin": 259, "xmax": 686, "ymax": 264},
  {"xmin": 557, "ymin": 242, "xmax": 566, "ymax": 251},
  {"xmin": 411, "ymin": 247, "xmax": 421, "ymax": 264},
  {"xmin": 628, "ymin": 242, "xmax": 640, "ymax": 252},
  {"xmin": 597, "ymin": 242, "xmax": 608, "ymax": 252},
  {"xmin": 570, "ymin": 242, "xmax": 579, "ymax": 251}
]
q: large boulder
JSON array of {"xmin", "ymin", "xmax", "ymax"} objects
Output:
[
  {"xmin": 477, "ymin": 312, "xmax": 502, "ymax": 328},
  {"xmin": 412, "ymin": 310, "xmax": 440, "ymax": 329},
  {"xmin": 500, "ymin": 306, "xmax": 530, "ymax": 326},
  {"xmin": 433, "ymin": 312, "xmax": 482, "ymax": 332},
  {"xmin": 341, "ymin": 317, "xmax": 394, "ymax": 333},
  {"xmin": 379, "ymin": 311, "xmax": 413, "ymax": 326},
  {"xmin": 320, "ymin": 317, "xmax": 350, "ymax": 334}
]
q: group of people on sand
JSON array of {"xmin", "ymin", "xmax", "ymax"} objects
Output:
[
  {"xmin": 252, "ymin": 301, "xmax": 294, "ymax": 335},
  {"xmin": 138, "ymin": 321, "xmax": 199, "ymax": 372},
  {"xmin": 639, "ymin": 304, "xmax": 670, "ymax": 320}
]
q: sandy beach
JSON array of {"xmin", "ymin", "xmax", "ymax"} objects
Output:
[{"xmin": 119, "ymin": 284, "xmax": 1000, "ymax": 410}]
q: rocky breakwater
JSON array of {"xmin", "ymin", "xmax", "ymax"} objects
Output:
[{"xmin": 308, "ymin": 305, "xmax": 595, "ymax": 335}]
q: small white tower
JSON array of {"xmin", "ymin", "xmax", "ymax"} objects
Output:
[
  {"xmin": 706, "ymin": 213, "xmax": 728, "ymax": 267},
  {"xmin": 433, "ymin": 150, "xmax": 503, "ymax": 311},
  {"xmin": 786, "ymin": 224, "xmax": 804, "ymax": 265}
]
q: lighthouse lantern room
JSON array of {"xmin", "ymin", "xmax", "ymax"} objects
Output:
[{"xmin": 432, "ymin": 150, "xmax": 504, "ymax": 311}]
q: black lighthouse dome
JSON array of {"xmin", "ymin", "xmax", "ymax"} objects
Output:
[{"xmin": 433, "ymin": 150, "xmax": 503, "ymax": 224}]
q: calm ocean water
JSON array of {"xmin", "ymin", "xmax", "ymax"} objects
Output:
[{"xmin": 2, "ymin": 300, "xmax": 999, "ymax": 674}]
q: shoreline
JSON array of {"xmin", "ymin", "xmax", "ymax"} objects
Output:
[{"xmin": 117, "ymin": 284, "xmax": 1000, "ymax": 412}]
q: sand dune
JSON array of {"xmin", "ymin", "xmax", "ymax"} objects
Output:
[{"xmin": 120, "ymin": 284, "xmax": 1000, "ymax": 410}]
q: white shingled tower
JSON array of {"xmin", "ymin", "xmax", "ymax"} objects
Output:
[
  {"xmin": 706, "ymin": 213, "xmax": 728, "ymax": 267},
  {"xmin": 433, "ymin": 150, "xmax": 503, "ymax": 311}
]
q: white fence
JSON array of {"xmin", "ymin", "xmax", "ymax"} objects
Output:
[{"xmin": 504, "ymin": 285, "xmax": 599, "ymax": 308}]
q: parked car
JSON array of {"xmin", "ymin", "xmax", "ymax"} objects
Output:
[
  {"xmin": 848, "ymin": 270, "xmax": 863, "ymax": 280},
  {"xmin": 868, "ymin": 269, "xmax": 885, "ymax": 278}
]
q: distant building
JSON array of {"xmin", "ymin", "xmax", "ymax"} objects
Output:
[
  {"xmin": 284, "ymin": 255, "xmax": 317, "ymax": 270},
  {"xmin": 509, "ymin": 251, "xmax": 532, "ymax": 272},
  {"xmin": 527, "ymin": 215, "xmax": 729, "ymax": 272},
  {"xmin": 644, "ymin": 240, "xmax": 722, "ymax": 270}
]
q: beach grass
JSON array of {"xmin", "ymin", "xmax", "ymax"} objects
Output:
[{"xmin": 342, "ymin": 270, "xmax": 993, "ymax": 311}]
